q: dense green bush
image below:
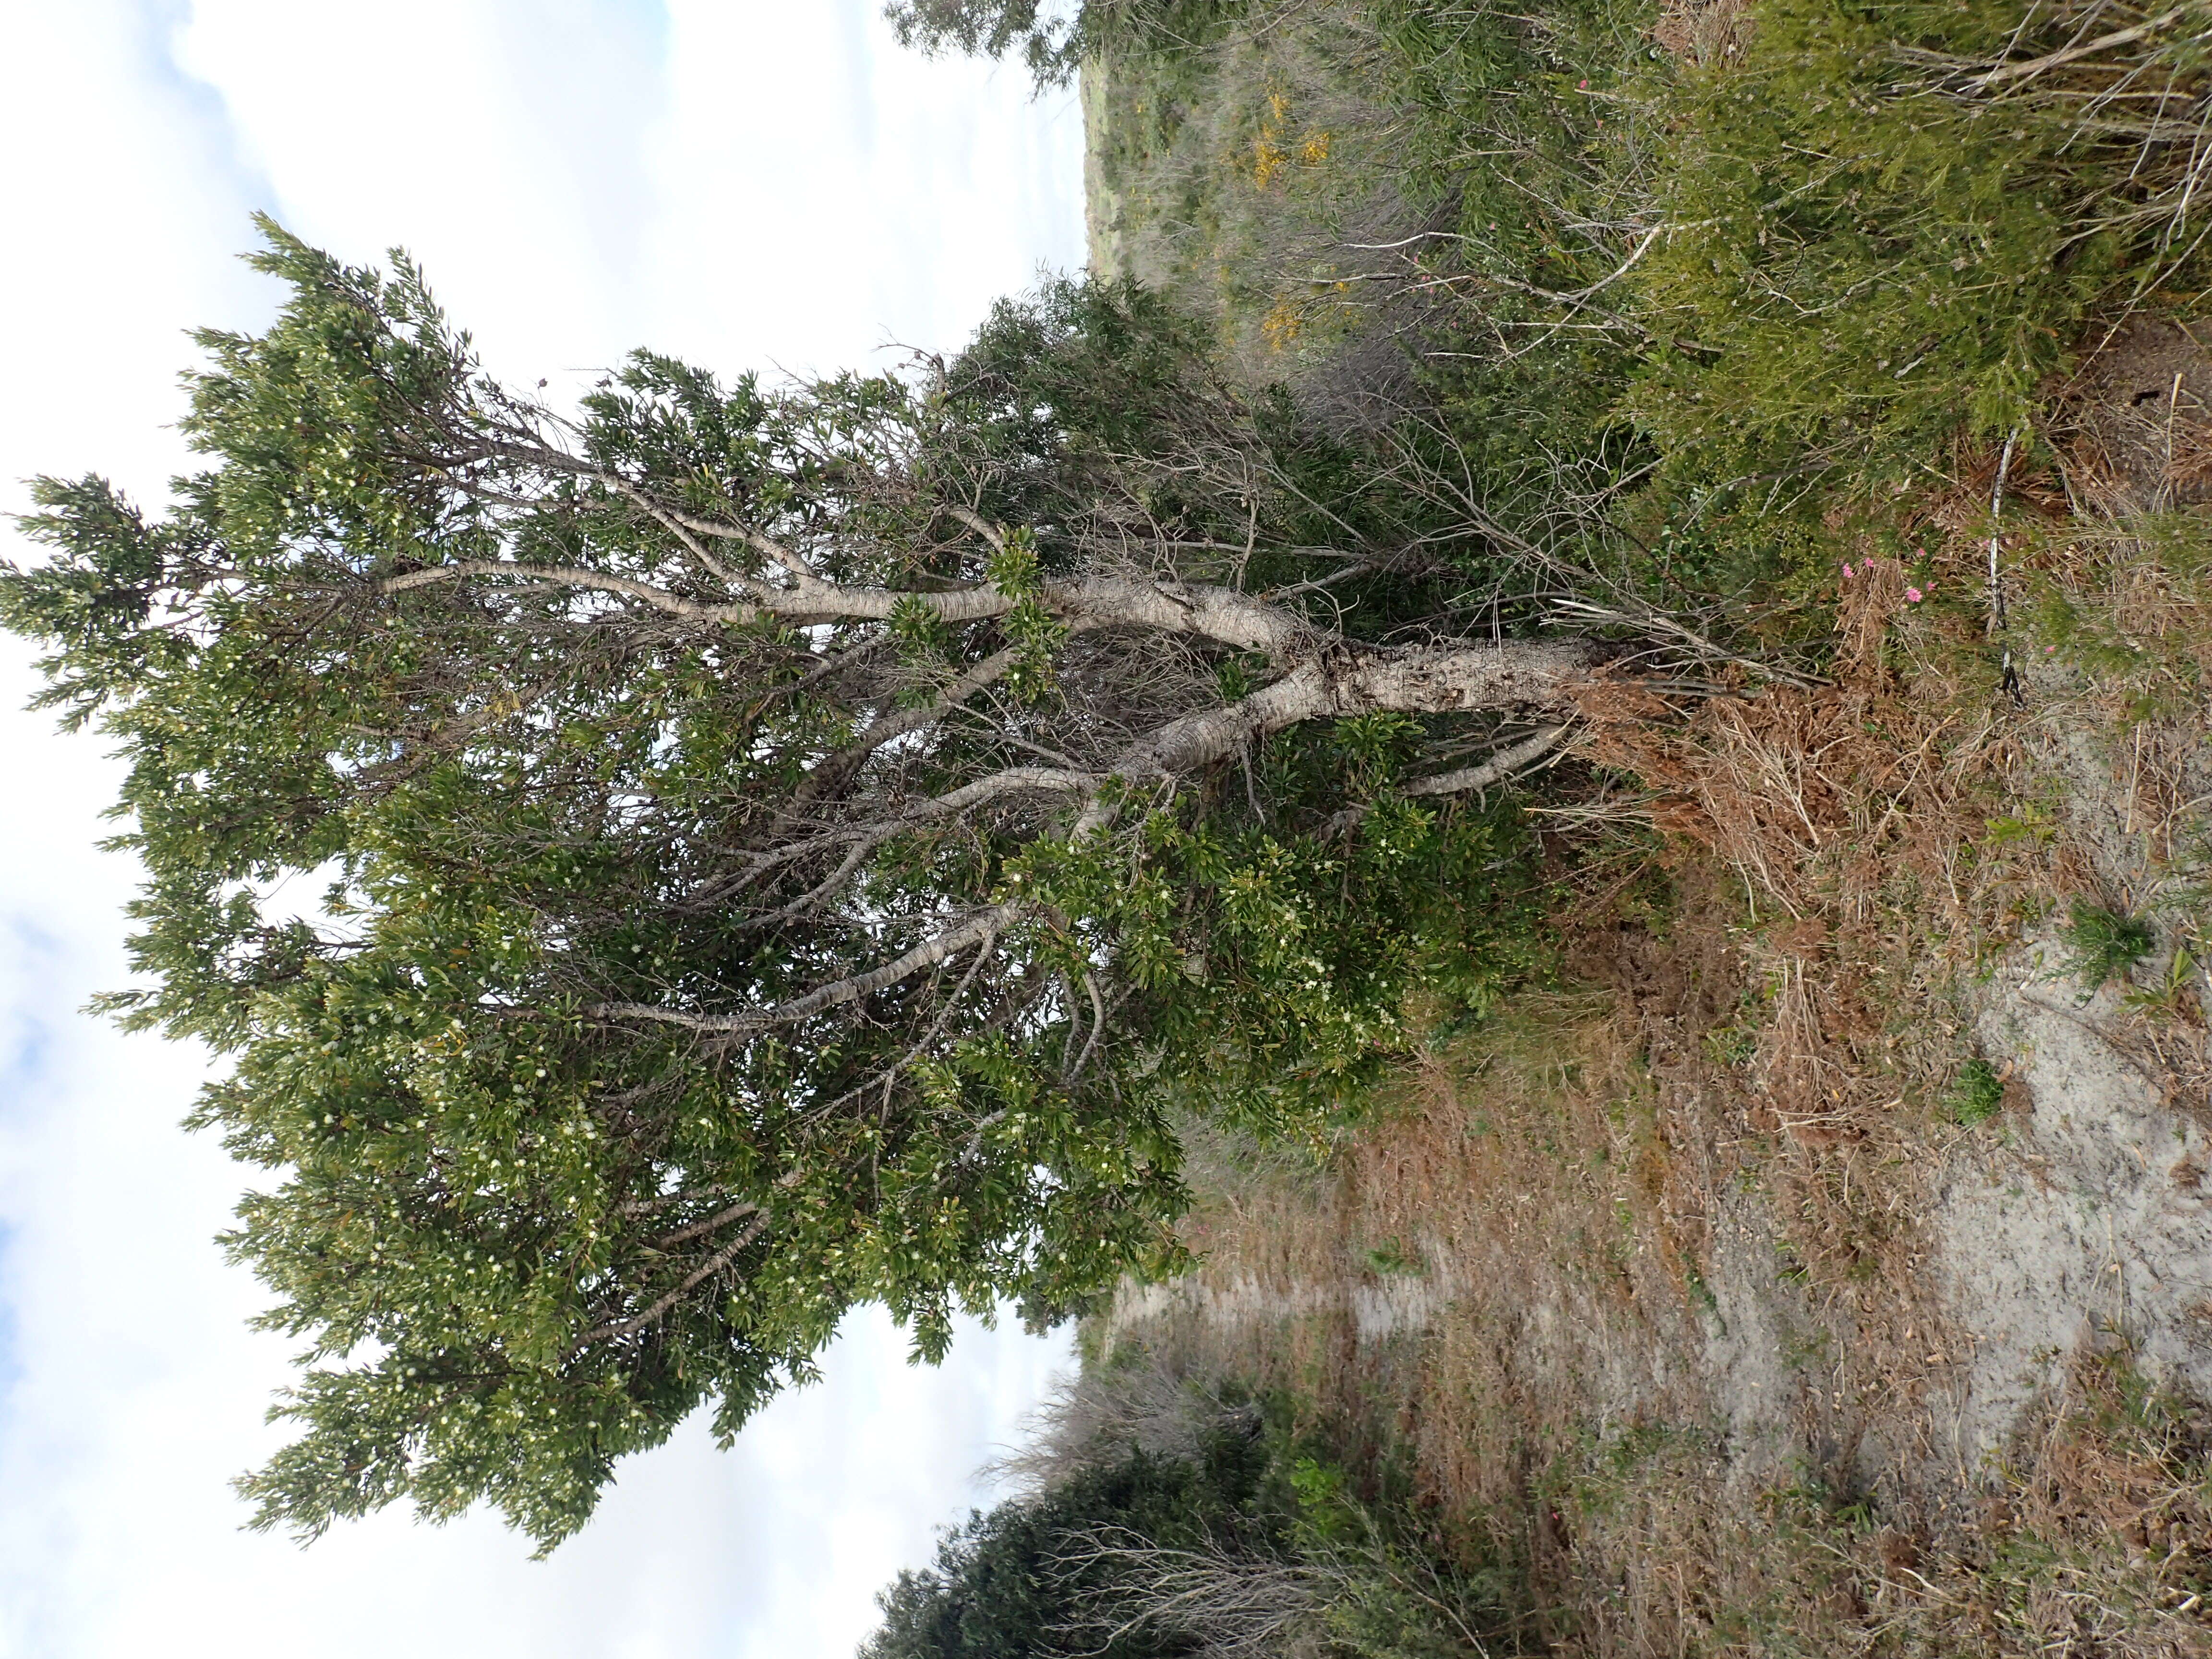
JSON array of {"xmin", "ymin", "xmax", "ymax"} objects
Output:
[
  {"xmin": 1632, "ymin": 0, "xmax": 2210, "ymax": 484},
  {"xmin": 1059, "ymin": 0, "xmax": 2212, "ymax": 613},
  {"xmin": 862, "ymin": 1389, "xmax": 1515, "ymax": 1659},
  {"xmin": 865, "ymin": 1431, "xmax": 1278, "ymax": 1659}
]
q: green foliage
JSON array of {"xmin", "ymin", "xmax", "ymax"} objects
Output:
[
  {"xmin": 0, "ymin": 232, "xmax": 1169, "ymax": 1548},
  {"xmin": 863, "ymin": 1411, "xmax": 1509, "ymax": 1659},
  {"xmin": 1947, "ymin": 1057, "xmax": 2006, "ymax": 1127},
  {"xmin": 887, "ymin": 0, "xmax": 1079, "ymax": 83},
  {"xmin": 1066, "ymin": 0, "xmax": 2212, "ymax": 624},
  {"xmin": 0, "ymin": 227, "xmax": 1563, "ymax": 1549},
  {"xmin": 953, "ymin": 276, "xmax": 1477, "ymax": 624},
  {"xmin": 2056, "ymin": 900, "xmax": 2159, "ymax": 994},
  {"xmin": 1371, "ymin": 0, "xmax": 1660, "ymax": 530},
  {"xmin": 864, "ymin": 1432, "xmax": 1278, "ymax": 1659},
  {"xmin": 2125, "ymin": 936, "xmax": 2206, "ymax": 1021},
  {"xmin": 1094, "ymin": 0, "xmax": 1665, "ymax": 599},
  {"xmin": 1635, "ymin": 0, "xmax": 2212, "ymax": 492},
  {"xmin": 1362, "ymin": 1238, "xmax": 1422, "ymax": 1275},
  {"xmin": 885, "ymin": 0, "xmax": 1245, "ymax": 88},
  {"xmin": 1023, "ymin": 793, "xmax": 1546, "ymax": 1139}
]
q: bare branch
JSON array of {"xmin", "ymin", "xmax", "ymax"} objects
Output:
[
  {"xmin": 941, "ymin": 502, "xmax": 1009, "ymax": 551},
  {"xmin": 385, "ymin": 553, "xmax": 1316, "ymax": 660},
  {"xmin": 1075, "ymin": 637, "xmax": 1602, "ymax": 837},
  {"xmin": 381, "ymin": 561, "xmax": 758, "ymax": 623},
  {"xmin": 1323, "ymin": 723, "xmax": 1572, "ymax": 837},
  {"xmin": 780, "ymin": 901, "xmax": 1028, "ymax": 1022},
  {"xmin": 1403, "ymin": 722, "xmax": 1571, "ymax": 798},
  {"xmin": 570, "ymin": 1211, "xmax": 771, "ymax": 1351},
  {"xmin": 649, "ymin": 1198, "xmax": 762, "ymax": 1251},
  {"xmin": 736, "ymin": 767, "xmax": 1099, "ymax": 930},
  {"xmin": 592, "ymin": 901, "xmax": 1027, "ymax": 1034},
  {"xmin": 773, "ymin": 643, "xmax": 1029, "ymax": 827},
  {"xmin": 1963, "ymin": 4, "xmax": 2190, "ymax": 88}
]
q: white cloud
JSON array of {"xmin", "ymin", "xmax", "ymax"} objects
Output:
[
  {"xmin": 168, "ymin": 0, "xmax": 1086, "ymax": 386},
  {"xmin": 639, "ymin": 1, "xmax": 1086, "ymax": 378},
  {"xmin": 0, "ymin": 3, "xmax": 1084, "ymax": 1655},
  {"xmin": 172, "ymin": 0, "xmax": 669, "ymax": 385}
]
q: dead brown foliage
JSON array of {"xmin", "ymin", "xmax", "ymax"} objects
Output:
[
  {"xmin": 1651, "ymin": 0, "xmax": 1750, "ymax": 64},
  {"xmin": 2049, "ymin": 316, "xmax": 2212, "ymax": 517},
  {"xmin": 1102, "ymin": 453, "xmax": 2212, "ymax": 1656},
  {"xmin": 1580, "ymin": 557, "xmax": 1995, "ymax": 932},
  {"xmin": 1108, "ymin": 1001, "xmax": 2212, "ymax": 1652}
]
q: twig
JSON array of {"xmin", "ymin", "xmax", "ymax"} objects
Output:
[
  {"xmin": 1988, "ymin": 428, "xmax": 2026, "ymax": 706},
  {"xmin": 1964, "ymin": 4, "xmax": 2192, "ymax": 90},
  {"xmin": 1322, "ymin": 723, "xmax": 1571, "ymax": 836}
]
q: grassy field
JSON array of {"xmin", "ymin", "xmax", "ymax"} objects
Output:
[{"xmin": 1068, "ymin": 0, "xmax": 2212, "ymax": 1652}]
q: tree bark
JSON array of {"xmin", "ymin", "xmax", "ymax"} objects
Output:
[{"xmin": 1094, "ymin": 636, "xmax": 1602, "ymax": 799}]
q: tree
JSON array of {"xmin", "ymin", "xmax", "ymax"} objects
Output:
[
  {"xmin": 884, "ymin": 0, "xmax": 1230, "ymax": 86},
  {"xmin": 887, "ymin": 0, "xmax": 1085, "ymax": 84},
  {"xmin": 0, "ymin": 223, "xmax": 1603, "ymax": 1549}
]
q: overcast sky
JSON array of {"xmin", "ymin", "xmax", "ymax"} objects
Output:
[{"xmin": 0, "ymin": 4, "xmax": 1086, "ymax": 1656}]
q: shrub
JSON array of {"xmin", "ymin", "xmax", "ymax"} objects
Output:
[
  {"xmin": 864, "ymin": 1437, "xmax": 1278, "ymax": 1659},
  {"xmin": 1947, "ymin": 1058, "xmax": 2006, "ymax": 1127},
  {"xmin": 1635, "ymin": 0, "xmax": 2212, "ymax": 492},
  {"xmin": 2057, "ymin": 900, "xmax": 2158, "ymax": 994}
]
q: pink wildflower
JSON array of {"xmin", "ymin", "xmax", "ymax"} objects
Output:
[
  {"xmin": 1905, "ymin": 586, "xmax": 1924, "ymax": 602},
  {"xmin": 1841, "ymin": 562, "xmax": 1854, "ymax": 578}
]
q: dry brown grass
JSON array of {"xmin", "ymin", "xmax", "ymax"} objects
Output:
[
  {"xmin": 1651, "ymin": 0, "xmax": 1750, "ymax": 66},
  {"xmin": 1109, "ymin": 998, "xmax": 2212, "ymax": 1653},
  {"xmin": 1581, "ymin": 556, "xmax": 2002, "ymax": 934},
  {"xmin": 1102, "ymin": 470, "xmax": 2212, "ymax": 1654},
  {"xmin": 2046, "ymin": 317, "xmax": 2212, "ymax": 518}
]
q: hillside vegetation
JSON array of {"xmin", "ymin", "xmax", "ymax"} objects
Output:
[{"xmin": 875, "ymin": 0, "xmax": 2212, "ymax": 1653}]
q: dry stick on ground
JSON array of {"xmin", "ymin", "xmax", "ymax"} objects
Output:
[{"xmin": 1989, "ymin": 428, "xmax": 2026, "ymax": 706}]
